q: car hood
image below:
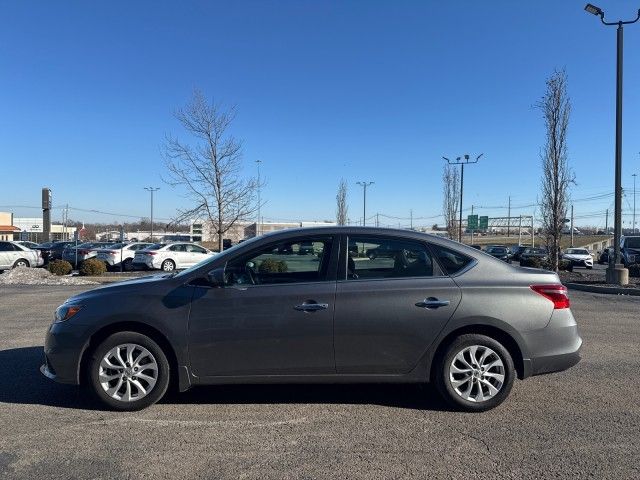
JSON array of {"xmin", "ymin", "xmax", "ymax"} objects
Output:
[
  {"xmin": 64, "ymin": 273, "xmax": 173, "ymax": 303},
  {"xmin": 564, "ymin": 254, "xmax": 591, "ymax": 259}
]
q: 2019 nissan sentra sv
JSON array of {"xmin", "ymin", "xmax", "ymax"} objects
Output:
[{"xmin": 41, "ymin": 227, "xmax": 581, "ymax": 412}]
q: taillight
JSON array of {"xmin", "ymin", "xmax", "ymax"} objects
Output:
[
  {"xmin": 530, "ymin": 284, "xmax": 570, "ymax": 309},
  {"xmin": 79, "ymin": 250, "xmax": 89, "ymax": 255},
  {"xmin": 146, "ymin": 252, "xmax": 156, "ymax": 256}
]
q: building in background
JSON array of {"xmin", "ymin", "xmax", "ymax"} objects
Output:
[
  {"xmin": 12, "ymin": 217, "xmax": 76, "ymax": 242},
  {"xmin": 0, "ymin": 212, "xmax": 20, "ymax": 241},
  {"xmin": 190, "ymin": 219, "xmax": 336, "ymax": 245}
]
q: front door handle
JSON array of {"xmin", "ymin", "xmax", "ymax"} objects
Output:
[
  {"xmin": 415, "ymin": 297, "xmax": 450, "ymax": 309},
  {"xmin": 294, "ymin": 302, "xmax": 329, "ymax": 312}
]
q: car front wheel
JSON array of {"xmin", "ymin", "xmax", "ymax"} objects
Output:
[
  {"xmin": 161, "ymin": 259, "xmax": 176, "ymax": 271},
  {"xmin": 88, "ymin": 332, "xmax": 170, "ymax": 411},
  {"xmin": 435, "ymin": 334, "xmax": 515, "ymax": 412},
  {"xmin": 13, "ymin": 259, "xmax": 30, "ymax": 268}
]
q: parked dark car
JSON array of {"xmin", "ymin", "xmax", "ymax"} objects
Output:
[
  {"xmin": 519, "ymin": 247, "xmax": 549, "ymax": 265},
  {"xmin": 42, "ymin": 227, "xmax": 581, "ymax": 413},
  {"xmin": 484, "ymin": 246, "xmax": 511, "ymax": 263},
  {"xmin": 34, "ymin": 241, "xmax": 76, "ymax": 264},
  {"xmin": 598, "ymin": 247, "xmax": 612, "ymax": 265},
  {"xmin": 509, "ymin": 245, "xmax": 527, "ymax": 262},
  {"xmin": 620, "ymin": 236, "xmax": 640, "ymax": 267}
]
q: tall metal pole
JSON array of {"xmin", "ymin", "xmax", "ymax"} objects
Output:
[
  {"xmin": 570, "ymin": 204, "xmax": 574, "ymax": 247},
  {"xmin": 356, "ymin": 181, "xmax": 374, "ymax": 226},
  {"xmin": 256, "ymin": 160, "xmax": 262, "ymax": 237},
  {"xmin": 459, "ymin": 163, "xmax": 464, "ymax": 242},
  {"xmin": 507, "ymin": 196, "xmax": 511, "ymax": 237},
  {"xmin": 633, "ymin": 173, "xmax": 637, "ymax": 233},
  {"xmin": 612, "ymin": 22, "xmax": 623, "ymax": 267},
  {"xmin": 144, "ymin": 187, "xmax": 160, "ymax": 242}
]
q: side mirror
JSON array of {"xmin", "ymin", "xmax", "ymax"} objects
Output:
[{"xmin": 206, "ymin": 267, "xmax": 225, "ymax": 287}]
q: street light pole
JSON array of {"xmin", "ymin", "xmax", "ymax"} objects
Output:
[
  {"xmin": 585, "ymin": 4, "xmax": 640, "ymax": 281},
  {"xmin": 356, "ymin": 181, "xmax": 374, "ymax": 226},
  {"xmin": 633, "ymin": 173, "xmax": 637, "ymax": 234},
  {"xmin": 256, "ymin": 160, "xmax": 262, "ymax": 237},
  {"xmin": 144, "ymin": 187, "xmax": 160, "ymax": 242},
  {"xmin": 443, "ymin": 154, "xmax": 483, "ymax": 242}
]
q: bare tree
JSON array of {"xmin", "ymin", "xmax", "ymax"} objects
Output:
[
  {"xmin": 442, "ymin": 164, "xmax": 460, "ymax": 240},
  {"xmin": 336, "ymin": 179, "xmax": 348, "ymax": 225},
  {"xmin": 537, "ymin": 69, "xmax": 574, "ymax": 271},
  {"xmin": 163, "ymin": 90, "xmax": 258, "ymax": 251}
]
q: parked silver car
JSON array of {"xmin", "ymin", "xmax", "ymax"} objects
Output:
[
  {"xmin": 0, "ymin": 241, "xmax": 43, "ymax": 270},
  {"xmin": 62, "ymin": 242, "xmax": 114, "ymax": 267},
  {"xmin": 132, "ymin": 242, "xmax": 215, "ymax": 271},
  {"xmin": 95, "ymin": 242, "xmax": 154, "ymax": 271},
  {"xmin": 42, "ymin": 227, "xmax": 581, "ymax": 412}
]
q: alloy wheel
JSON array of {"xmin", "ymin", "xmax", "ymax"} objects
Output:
[
  {"xmin": 99, "ymin": 343, "xmax": 158, "ymax": 402},
  {"xmin": 449, "ymin": 345, "xmax": 505, "ymax": 403}
]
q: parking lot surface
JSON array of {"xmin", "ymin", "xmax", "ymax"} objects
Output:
[{"xmin": 0, "ymin": 285, "xmax": 638, "ymax": 479}]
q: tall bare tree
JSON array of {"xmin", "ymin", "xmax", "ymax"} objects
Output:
[
  {"xmin": 336, "ymin": 178, "xmax": 348, "ymax": 225},
  {"xmin": 163, "ymin": 90, "xmax": 258, "ymax": 251},
  {"xmin": 538, "ymin": 69, "xmax": 574, "ymax": 271},
  {"xmin": 442, "ymin": 164, "xmax": 460, "ymax": 240}
]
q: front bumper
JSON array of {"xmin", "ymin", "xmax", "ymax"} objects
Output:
[{"xmin": 41, "ymin": 321, "xmax": 91, "ymax": 385}]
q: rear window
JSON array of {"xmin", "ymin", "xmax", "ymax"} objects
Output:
[
  {"xmin": 146, "ymin": 244, "xmax": 165, "ymax": 250},
  {"xmin": 430, "ymin": 244, "xmax": 473, "ymax": 275}
]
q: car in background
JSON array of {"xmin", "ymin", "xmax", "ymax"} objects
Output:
[
  {"xmin": 62, "ymin": 242, "xmax": 115, "ymax": 267},
  {"xmin": 509, "ymin": 245, "xmax": 527, "ymax": 262},
  {"xmin": 598, "ymin": 247, "xmax": 613, "ymax": 265},
  {"xmin": 0, "ymin": 241, "xmax": 43, "ymax": 270},
  {"xmin": 484, "ymin": 246, "xmax": 511, "ymax": 263},
  {"xmin": 42, "ymin": 226, "xmax": 582, "ymax": 412},
  {"xmin": 132, "ymin": 242, "xmax": 215, "ymax": 271},
  {"xmin": 365, "ymin": 243, "xmax": 397, "ymax": 260},
  {"xmin": 95, "ymin": 242, "xmax": 154, "ymax": 271},
  {"xmin": 620, "ymin": 236, "xmax": 640, "ymax": 267},
  {"xmin": 33, "ymin": 241, "xmax": 76, "ymax": 264},
  {"xmin": 561, "ymin": 248, "xmax": 593, "ymax": 269},
  {"xmin": 16, "ymin": 240, "xmax": 39, "ymax": 249},
  {"xmin": 519, "ymin": 247, "xmax": 549, "ymax": 265}
]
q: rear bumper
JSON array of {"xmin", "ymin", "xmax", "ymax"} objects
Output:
[{"xmin": 521, "ymin": 308, "xmax": 582, "ymax": 378}]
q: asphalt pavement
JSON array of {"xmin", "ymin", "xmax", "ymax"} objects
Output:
[{"xmin": 0, "ymin": 285, "xmax": 638, "ymax": 479}]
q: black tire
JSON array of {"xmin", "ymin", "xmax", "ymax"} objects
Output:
[
  {"xmin": 13, "ymin": 258, "xmax": 30, "ymax": 268},
  {"xmin": 88, "ymin": 331, "xmax": 170, "ymax": 411},
  {"xmin": 123, "ymin": 258, "xmax": 133, "ymax": 271},
  {"xmin": 586, "ymin": 266, "xmax": 593, "ymax": 270},
  {"xmin": 434, "ymin": 334, "xmax": 515, "ymax": 412},
  {"xmin": 161, "ymin": 259, "xmax": 175, "ymax": 272}
]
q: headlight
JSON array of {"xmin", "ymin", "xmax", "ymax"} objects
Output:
[{"xmin": 54, "ymin": 304, "xmax": 83, "ymax": 323}]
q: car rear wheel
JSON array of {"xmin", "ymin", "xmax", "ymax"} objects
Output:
[
  {"xmin": 13, "ymin": 258, "xmax": 30, "ymax": 268},
  {"xmin": 88, "ymin": 332, "xmax": 170, "ymax": 411},
  {"xmin": 123, "ymin": 258, "xmax": 133, "ymax": 271},
  {"xmin": 435, "ymin": 334, "xmax": 515, "ymax": 412},
  {"xmin": 161, "ymin": 259, "xmax": 175, "ymax": 271}
]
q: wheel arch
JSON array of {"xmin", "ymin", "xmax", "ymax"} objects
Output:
[
  {"xmin": 429, "ymin": 324, "xmax": 526, "ymax": 380},
  {"xmin": 79, "ymin": 321, "xmax": 181, "ymax": 390},
  {"xmin": 13, "ymin": 258, "xmax": 30, "ymax": 268}
]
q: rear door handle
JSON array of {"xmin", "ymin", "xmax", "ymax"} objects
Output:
[
  {"xmin": 415, "ymin": 297, "xmax": 450, "ymax": 309},
  {"xmin": 294, "ymin": 302, "xmax": 329, "ymax": 312}
]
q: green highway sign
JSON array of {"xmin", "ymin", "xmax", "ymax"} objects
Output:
[
  {"xmin": 479, "ymin": 216, "xmax": 489, "ymax": 230},
  {"xmin": 467, "ymin": 215, "xmax": 478, "ymax": 230}
]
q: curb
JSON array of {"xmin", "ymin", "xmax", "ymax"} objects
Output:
[{"xmin": 565, "ymin": 282, "xmax": 640, "ymax": 296}]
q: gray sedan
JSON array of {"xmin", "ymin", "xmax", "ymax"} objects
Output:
[{"xmin": 41, "ymin": 227, "xmax": 581, "ymax": 412}]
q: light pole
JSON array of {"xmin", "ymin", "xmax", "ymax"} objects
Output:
[
  {"xmin": 256, "ymin": 159, "xmax": 262, "ymax": 237},
  {"xmin": 144, "ymin": 187, "xmax": 160, "ymax": 242},
  {"xmin": 585, "ymin": 4, "xmax": 640, "ymax": 280},
  {"xmin": 356, "ymin": 181, "xmax": 374, "ymax": 226},
  {"xmin": 443, "ymin": 154, "xmax": 483, "ymax": 242},
  {"xmin": 633, "ymin": 173, "xmax": 637, "ymax": 234}
]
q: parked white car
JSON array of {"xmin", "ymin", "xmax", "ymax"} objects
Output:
[
  {"xmin": 562, "ymin": 248, "xmax": 593, "ymax": 269},
  {"xmin": 94, "ymin": 242, "xmax": 154, "ymax": 271},
  {"xmin": 0, "ymin": 241, "xmax": 44, "ymax": 271},
  {"xmin": 132, "ymin": 242, "xmax": 215, "ymax": 271}
]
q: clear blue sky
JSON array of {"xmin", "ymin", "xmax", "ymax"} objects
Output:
[{"xmin": 1, "ymin": 0, "xmax": 640, "ymax": 229}]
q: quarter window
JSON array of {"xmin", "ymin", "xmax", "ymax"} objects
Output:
[
  {"xmin": 430, "ymin": 244, "xmax": 473, "ymax": 275},
  {"xmin": 226, "ymin": 237, "xmax": 333, "ymax": 286},
  {"xmin": 346, "ymin": 236, "xmax": 435, "ymax": 280}
]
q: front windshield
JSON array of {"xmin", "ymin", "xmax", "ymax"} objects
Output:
[
  {"xmin": 625, "ymin": 237, "xmax": 640, "ymax": 249},
  {"xmin": 566, "ymin": 248, "xmax": 588, "ymax": 255},
  {"xmin": 486, "ymin": 247, "xmax": 507, "ymax": 254}
]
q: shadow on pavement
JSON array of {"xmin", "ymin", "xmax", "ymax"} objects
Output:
[{"xmin": 0, "ymin": 346, "xmax": 450, "ymax": 412}]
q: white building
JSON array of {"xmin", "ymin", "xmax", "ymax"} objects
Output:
[
  {"xmin": 12, "ymin": 217, "xmax": 76, "ymax": 242},
  {"xmin": 190, "ymin": 220, "xmax": 337, "ymax": 245}
]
